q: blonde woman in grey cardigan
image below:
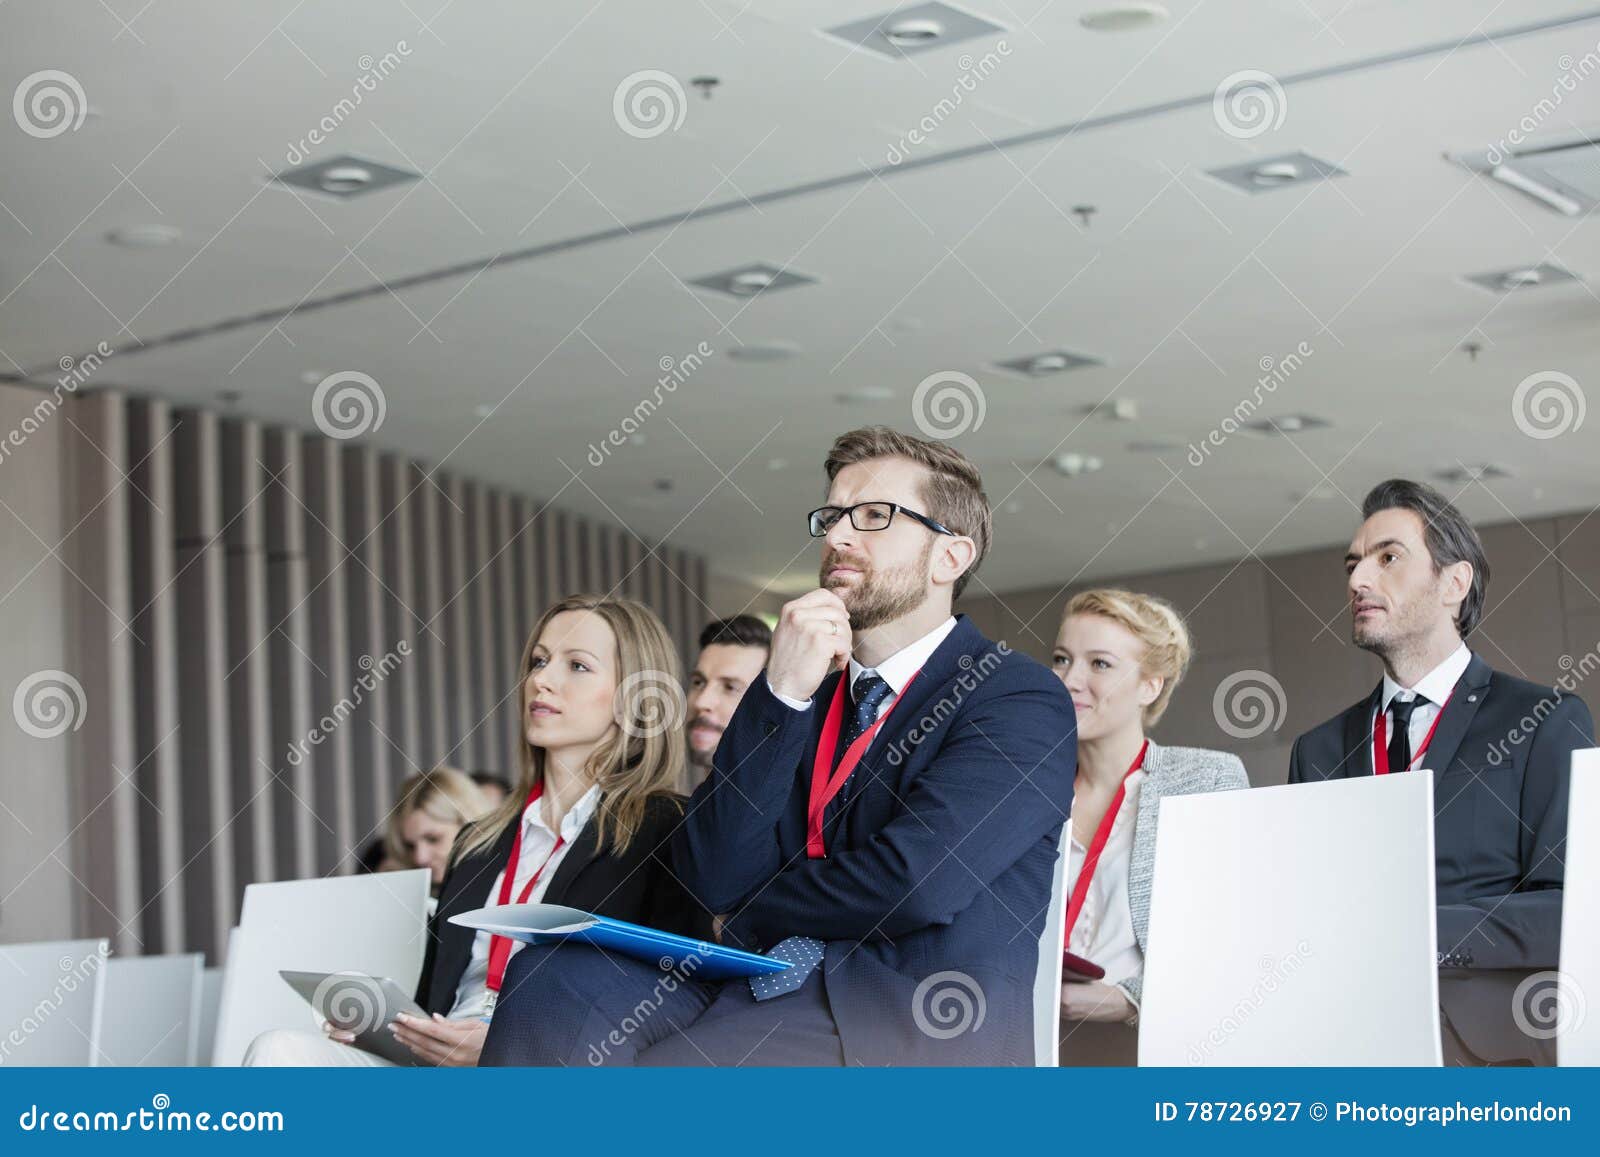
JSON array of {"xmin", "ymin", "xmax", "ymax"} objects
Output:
[{"xmin": 1052, "ymin": 589, "xmax": 1249, "ymax": 1064}]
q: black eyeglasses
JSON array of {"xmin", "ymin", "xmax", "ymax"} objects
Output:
[{"xmin": 807, "ymin": 501, "xmax": 956, "ymax": 539}]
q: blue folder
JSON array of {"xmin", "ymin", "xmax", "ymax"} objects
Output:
[{"xmin": 449, "ymin": 903, "xmax": 792, "ymax": 981}]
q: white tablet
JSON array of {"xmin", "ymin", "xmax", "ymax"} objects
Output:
[{"xmin": 279, "ymin": 970, "xmax": 427, "ymax": 1067}]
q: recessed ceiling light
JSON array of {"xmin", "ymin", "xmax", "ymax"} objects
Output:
[
  {"xmin": 274, "ymin": 154, "xmax": 420, "ymax": 199},
  {"xmin": 728, "ymin": 342, "xmax": 801, "ymax": 363},
  {"xmin": 106, "ymin": 224, "xmax": 182, "ymax": 247},
  {"xmin": 1207, "ymin": 152, "xmax": 1346, "ymax": 195},
  {"xmin": 1463, "ymin": 262, "xmax": 1579, "ymax": 294},
  {"xmin": 1052, "ymin": 452, "xmax": 1104, "ymax": 477},
  {"xmin": 1243, "ymin": 414, "xmax": 1329, "ymax": 435},
  {"xmin": 1002, "ymin": 500, "xmax": 1024, "ymax": 514},
  {"xmin": 686, "ymin": 262, "xmax": 817, "ymax": 299},
  {"xmin": 300, "ymin": 369, "xmax": 327, "ymax": 386},
  {"xmin": 766, "ymin": 457, "xmax": 788, "ymax": 471},
  {"xmin": 1080, "ymin": 4, "xmax": 1169, "ymax": 31},
  {"xmin": 1437, "ymin": 464, "xmax": 1510, "ymax": 484},
  {"xmin": 825, "ymin": 3, "xmax": 1003, "ymax": 59},
  {"xmin": 997, "ymin": 349, "xmax": 1103, "ymax": 377},
  {"xmin": 474, "ymin": 403, "xmax": 495, "ymax": 418},
  {"xmin": 836, "ymin": 386, "xmax": 894, "ymax": 404}
]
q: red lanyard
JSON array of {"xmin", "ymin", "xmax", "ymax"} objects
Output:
[
  {"xmin": 1064, "ymin": 740, "xmax": 1147, "ymax": 947},
  {"xmin": 1373, "ymin": 688, "xmax": 1455, "ymax": 775},
  {"xmin": 484, "ymin": 782, "xmax": 566, "ymax": 1001},
  {"xmin": 806, "ymin": 667, "xmax": 922, "ymax": 858}
]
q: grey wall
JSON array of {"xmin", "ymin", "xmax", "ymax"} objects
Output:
[
  {"xmin": 0, "ymin": 383, "xmax": 75, "ymax": 946},
  {"xmin": 961, "ymin": 513, "xmax": 1599, "ymax": 788}
]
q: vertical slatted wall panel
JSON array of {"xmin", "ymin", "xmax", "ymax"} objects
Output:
[
  {"xmin": 173, "ymin": 409, "xmax": 235, "ymax": 960},
  {"xmin": 382, "ymin": 457, "xmax": 423, "ymax": 774},
  {"xmin": 263, "ymin": 428, "xmax": 316, "ymax": 883},
  {"xmin": 412, "ymin": 464, "xmax": 448, "ymax": 769},
  {"xmin": 65, "ymin": 397, "xmax": 708, "ymax": 958},
  {"xmin": 492, "ymin": 491, "xmax": 519, "ymax": 777},
  {"xmin": 470, "ymin": 483, "xmax": 498, "ymax": 773},
  {"xmin": 445, "ymin": 474, "xmax": 475, "ymax": 769},
  {"xmin": 67, "ymin": 392, "xmax": 140, "ymax": 956},
  {"xmin": 221, "ymin": 419, "xmax": 274, "ymax": 892},
  {"xmin": 342, "ymin": 444, "xmax": 390, "ymax": 846},
  {"xmin": 302, "ymin": 436, "xmax": 355, "ymax": 872},
  {"xmin": 125, "ymin": 398, "xmax": 184, "ymax": 954}
]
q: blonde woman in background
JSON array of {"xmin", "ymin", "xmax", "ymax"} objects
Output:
[
  {"xmin": 386, "ymin": 767, "xmax": 493, "ymax": 904},
  {"xmin": 1051, "ymin": 588, "xmax": 1250, "ymax": 1065}
]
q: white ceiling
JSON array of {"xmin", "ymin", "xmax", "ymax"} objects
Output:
[{"xmin": 5, "ymin": 1, "xmax": 1600, "ymax": 599}]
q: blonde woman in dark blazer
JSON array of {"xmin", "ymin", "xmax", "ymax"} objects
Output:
[{"xmin": 1051, "ymin": 588, "xmax": 1250, "ymax": 1064}]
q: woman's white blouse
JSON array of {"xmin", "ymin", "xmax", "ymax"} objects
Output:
[{"xmin": 1066, "ymin": 770, "xmax": 1145, "ymax": 1005}]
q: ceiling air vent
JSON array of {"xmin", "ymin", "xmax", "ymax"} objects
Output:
[{"xmin": 1452, "ymin": 133, "xmax": 1600, "ymax": 215}]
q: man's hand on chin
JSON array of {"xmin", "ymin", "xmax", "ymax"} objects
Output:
[{"xmin": 766, "ymin": 589, "xmax": 852, "ymax": 703}]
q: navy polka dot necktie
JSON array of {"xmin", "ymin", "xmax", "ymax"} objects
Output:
[
  {"xmin": 750, "ymin": 935, "xmax": 825, "ymax": 1001},
  {"xmin": 839, "ymin": 672, "xmax": 894, "ymax": 764}
]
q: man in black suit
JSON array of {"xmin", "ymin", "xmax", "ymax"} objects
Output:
[{"xmin": 1289, "ymin": 479, "xmax": 1593, "ymax": 1065}]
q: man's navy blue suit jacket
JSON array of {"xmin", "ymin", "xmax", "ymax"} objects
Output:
[{"xmin": 674, "ymin": 614, "xmax": 1077, "ymax": 1066}]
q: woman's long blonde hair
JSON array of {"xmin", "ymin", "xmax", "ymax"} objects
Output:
[{"xmin": 454, "ymin": 594, "xmax": 688, "ymax": 863}]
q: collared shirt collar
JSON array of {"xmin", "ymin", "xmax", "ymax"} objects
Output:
[
  {"xmin": 1381, "ymin": 642, "xmax": 1471, "ymax": 714},
  {"xmin": 847, "ymin": 615, "xmax": 958, "ymax": 697}
]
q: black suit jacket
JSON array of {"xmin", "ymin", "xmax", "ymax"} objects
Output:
[
  {"xmin": 415, "ymin": 792, "xmax": 711, "ymax": 1015},
  {"xmin": 1288, "ymin": 651, "xmax": 1593, "ymax": 1062}
]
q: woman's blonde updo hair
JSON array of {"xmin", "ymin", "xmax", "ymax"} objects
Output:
[{"xmin": 1060, "ymin": 588, "xmax": 1193, "ymax": 727}]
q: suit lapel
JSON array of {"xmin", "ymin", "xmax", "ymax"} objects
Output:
[
  {"xmin": 540, "ymin": 808, "xmax": 601, "ymax": 905},
  {"xmin": 1343, "ymin": 685, "xmax": 1381, "ymax": 777},
  {"xmin": 1422, "ymin": 653, "xmax": 1492, "ymax": 776}
]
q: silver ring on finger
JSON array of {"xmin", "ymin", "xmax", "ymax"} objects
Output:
[{"xmin": 829, "ymin": 620, "xmax": 838, "ymax": 636}]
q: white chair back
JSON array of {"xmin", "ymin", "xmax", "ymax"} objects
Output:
[
  {"xmin": 1140, "ymin": 773, "xmax": 1440, "ymax": 1065},
  {"xmin": 1559, "ymin": 749, "xmax": 1600, "ymax": 1065},
  {"xmin": 1033, "ymin": 820, "xmax": 1070, "ymax": 1066},
  {"xmin": 210, "ymin": 869, "xmax": 430, "ymax": 1065},
  {"xmin": 0, "ymin": 939, "xmax": 109, "ymax": 1066},
  {"xmin": 96, "ymin": 953, "xmax": 203, "ymax": 1066}
]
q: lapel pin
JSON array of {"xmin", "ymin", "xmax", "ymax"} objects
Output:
[{"xmin": 1467, "ymin": 694, "xmax": 1477, "ymax": 703}]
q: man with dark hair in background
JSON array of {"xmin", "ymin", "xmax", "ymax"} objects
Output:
[
  {"xmin": 686, "ymin": 615, "xmax": 772, "ymax": 788},
  {"xmin": 1289, "ymin": 478, "xmax": 1594, "ymax": 1065}
]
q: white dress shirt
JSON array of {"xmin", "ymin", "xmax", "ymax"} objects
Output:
[
  {"xmin": 448, "ymin": 782, "xmax": 602, "ymax": 1019},
  {"xmin": 1066, "ymin": 771, "xmax": 1144, "ymax": 1006},
  {"xmin": 771, "ymin": 616, "xmax": 959, "ymax": 714},
  {"xmin": 1370, "ymin": 643, "xmax": 1472, "ymax": 773}
]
